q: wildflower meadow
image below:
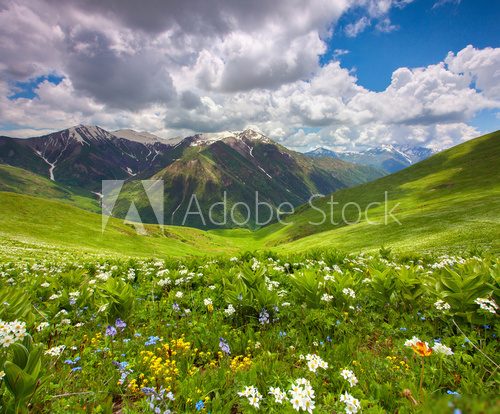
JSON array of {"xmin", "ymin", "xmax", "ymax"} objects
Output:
[{"xmin": 0, "ymin": 249, "xmax": 498, "ymax": 413}]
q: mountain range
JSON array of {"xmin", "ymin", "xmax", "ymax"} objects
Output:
[
  {"xmin": 306, "ymin": 144, "xmax": 435, "ymax": 173},
  {"xmin": 0, "ymin": 129, "xmax": 497, "ymax": 256},
  {"xmin": 0, "ymin": 125, "xmax": 384, "ymax": 228}
]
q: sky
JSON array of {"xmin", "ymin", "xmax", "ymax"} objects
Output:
[{"xmin": 0, "ymin": 0, "xmax": 499, "ymax": 151}]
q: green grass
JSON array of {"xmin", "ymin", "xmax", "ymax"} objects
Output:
[
  {"xmin": 256, "ymin": 130, "xmax": 500, "ymax": 254},
  {"xmin": 0, "ymin": 131, "xmax": 499, "ymax": 257},
  {"xmin": 0, "ymin": 251, "xmax": 498, "ymax": 413},
  {"xmin": 0, "ymin": 192, "xmax": 254, "ymax": 258},
  {"xmin": 0, "ymin": 164, "xmax": 100, "ymax": 213}
]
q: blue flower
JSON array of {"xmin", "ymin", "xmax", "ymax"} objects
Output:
[
  {"xmin": 145, "ymin": 336, "xmax": 160, "ymax": 346},
  {"xmin": 447, "ymin": 390, "xmax": 460, "ymax": 395},
  {"xmin": 115, "ymin": 318, "xmax": 127, "ymax": 331},
  {"xmin": 141, "ymin": 387, "xmax": 155, "ymax": 395},
  {"xmin": 196, "ymin": 400, "xmax": 205, "ymax": 411},
  {"xmin": 399, "ymin": 327, "xmax": 407, "ymax": 331},
  {"xmin": 105, "ymin": 325, "xmax": 117, "ymax": 337},
  {"xmin": 219, "ymin": 337, "xmax": 231, "ymax": 355},
  {"xmin": 71, "ymin": 366, "xmax": 82, "ymax": 372},
  {"xmin": 64, "ymin": 356, "xmax": 81, "ymax": 365},
  {"xmin": 258, "ymin": 308, "xmax": 270, "ymax": 325},
  {"xmin": 279, "ymin": 331, "xmax": 287, "ymax": 337}
]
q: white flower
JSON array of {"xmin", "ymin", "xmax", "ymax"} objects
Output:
[
  {"xmin": 434, "ymin": 300, "xmax": 451, "ymax": 311},
  {"xmin": 404, "ymin": 336, "xmax": 421, "ymax": 348},
  {"xmin": 288, "ymin": 378, "xmax": 315, "ymax": 413},
  {"xmin": 208, "ymin": 285, "xmax": 216, "ymax": 290},
  {"xmin": 340, "ymin": 391, "xmax": 361, "ymax": 414},
  {"xmin": 304, "ymin": 353, "xmax": 328, "ymax": 373},
  {"xmin": 224, "ymin": 304, "xmax": 236, "ymax": 316},
  {"xmin": 0, "ymin": 320, "xmax": 26, "ymax": 348},
  {"xmin": 0, "ymin": 370, "xmax": 4, "ymax": 380},
  {"xmin": 40, "ymin": 282, "xmax": 50, "ymax": 288},
  {"xmin": 203, "ymin": 298, "xmax": 213, "ymax": 306},
  {"xmin": 340, "ymin": 369, "xmax": 358, "ymax": 387},
  {"xmin": 321, "ymin": 293, "xmax": 334, "ymax": 302},
  {"xmin": 238, "ymin": 385, "xmax": 262, "ymax": 409},
  {"xmin": 175, "ymin": 291, "xmax": 184, "ymax": 298},
  {"xmin": 269, "ymin": 387, "xmax": 287, "ymax": 404},
  {"xmin": 433, "ymin": 342, "xmax": 454, "ymax": 356},
  {"xmin": 474, "ymin": 298, "xmax": 498, "ymax": 314},
  {"xmin": 36, "ymin": 322, "xmax": 49, "ymax": 332},
  {"xmin": 45, "ymin": 345, "xmax": 66, "ymax": 357},
  {"xmin": 342, "ymin": 288, "xmax": 356, "ymax": 298}
]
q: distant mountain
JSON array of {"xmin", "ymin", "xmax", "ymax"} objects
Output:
[
  {"xmin": 0, "ymin": 126, "xmax": 384, "ymax": 229},
  {"xmin": 110, "ymin": 129, "xmax": 384, "ymax": 228},
  {"xmin": 306, "ymin": 144, "xmax": 436, "ymax": 173},
  {"xmin": 0, "ymin": 125, "xmax": 174, "ymax": 190},
  {"xmin": 112, "ymin": 129, "xmax": 165, "ymax": 144}
]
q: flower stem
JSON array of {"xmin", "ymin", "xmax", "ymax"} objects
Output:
[{"xmin": 419, "ymin": 358, "xmax": 425, "ymax": 402}]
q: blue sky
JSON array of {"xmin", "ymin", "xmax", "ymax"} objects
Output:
[{"xmin": 322, "ymin": 0, "xmax": 499, "ymax": 91}]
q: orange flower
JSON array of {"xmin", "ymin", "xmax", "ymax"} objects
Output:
[{"xmin": 411, "ymin": 341, "xmax": 432, "ymax": 357}]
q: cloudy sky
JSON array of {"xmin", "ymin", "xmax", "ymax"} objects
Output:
[{"xmin": 0, "ymin": 0, "xmax": 498, "ymax": 151}]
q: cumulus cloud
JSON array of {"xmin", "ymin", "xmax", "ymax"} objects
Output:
[{"xmin": 0, "ymin": 0, "xmax": 498, "ymax": 151}]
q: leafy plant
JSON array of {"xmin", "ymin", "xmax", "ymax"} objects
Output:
[
  {"xmin": 98, "ymin": 278, "xmax": 135, "ymax": 321},
  {"xmin": 2, "ymin": 335, "xmax": 43, "ymax": 414}
]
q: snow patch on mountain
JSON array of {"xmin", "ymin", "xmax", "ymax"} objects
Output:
[
  {"xmin": 113, "ymin": 129, "xmax": 164, "ymax": 144},
  {"xmin": 189, "ymin": 129, "xmax": 271, "ymax": 147}
]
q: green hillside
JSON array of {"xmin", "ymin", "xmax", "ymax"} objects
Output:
[
  {"xmin": 0, "ymin": 164, "xmax": 99, "ymax": 212},
  {"xmin": 0, "ymin": 131, "xmax": 498, "ymax": 257},
  {"xmin": 114, "ymin": 135, "xmax": 383, "ymax": 229},
  {"xmin": 256, "ymin": 130, "xmax": 500, "ymax": 253},
  {"xmin": 0, "ymin": 192, "xmax": 253, "ymax": 258}
]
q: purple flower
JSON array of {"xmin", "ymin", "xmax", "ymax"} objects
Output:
[
  {"xmin": 219, "ymin": 337, "xmax": 230, "ymax": 355},
  {"xmin": 115, "ymin": 318, "xmax": 127, "ymax": 331},
  {"xmin": 141, "ymin": 387, "xmax": 156, "ymax": 395},
  {"xmin": 258, "ymin": 308, "xmax": 270, "ymax": 325},
  {"xmin": 105, "ymin": 325, "xmax": 117, "ymax": 337}
]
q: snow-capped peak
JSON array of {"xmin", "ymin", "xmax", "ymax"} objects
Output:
[
  {"xmin": 113, "ymin": 129, "xmax": 164, "ymax": 144},
  {"xmin": 189, "ymin": 129, "xmax": 271, "ymax": 146},
  {"xmin": 64, "ymin": 125, "xmax": 115, "ymax": 144}
]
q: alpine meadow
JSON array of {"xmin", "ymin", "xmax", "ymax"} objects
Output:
[{"xmin": 0, "ymin": 1, "xmax": 499, "ymax": 414}]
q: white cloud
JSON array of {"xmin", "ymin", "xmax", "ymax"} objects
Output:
[
  {"xmin": 0, "ymin": 0, "xmax": 497, "ymax": 152},
  {"xmin": 345, "ymin": 16, "xmax": 371, "ymax": 37},
  {"xmin": 375, "ymin": 18, "xmax": 399, "ymax": 33},
  {"xmin": 445, "ymin": 45, "xmax": 500, "ymax": 100}
]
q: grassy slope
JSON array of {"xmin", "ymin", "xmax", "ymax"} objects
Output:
[
  {"xmin": 0, "ymin": 192, "xmax": 255, "ymax": 258},
  {"xmin": 0, "ymin": 164, "xmax": 100, "ymax": 213},
  {"xmin": 0, "ymin": 131, "xmax": 498, "ymax": 257},
  {"xmin": 256, "ymin": 130, "xmax": 500, "ymax": 253}
]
